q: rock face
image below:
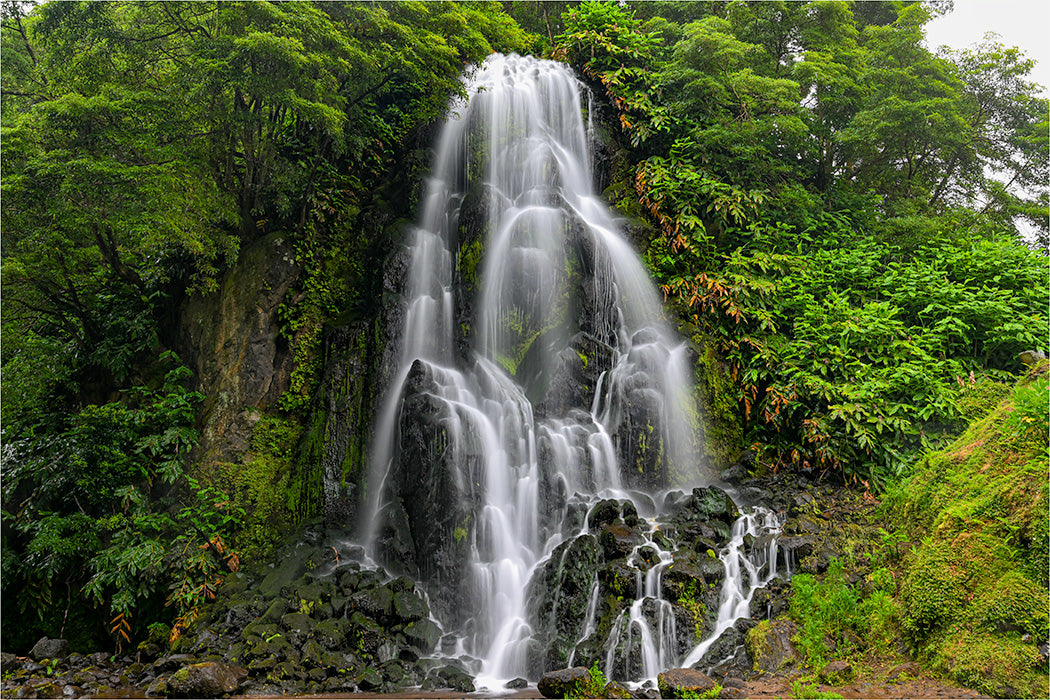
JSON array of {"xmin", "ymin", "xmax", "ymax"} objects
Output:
[
  {"xmin": 178, "ymin": 233, "xmax": 300, "ymax": 466},
  {"xmin": 373, "ymin": 359, "xmax": 475, "ymax": 627},
  {"xmin": 166, "ymin": 662, "xmax": 246, "ymax": 698},
  {"xmin": 657, "ymin": 668, "xmax": 719, "ymax": 698}
]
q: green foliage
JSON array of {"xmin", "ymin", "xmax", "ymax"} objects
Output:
[
  {"xmin": 791, "ymin": 680, "xmax": 845, "ymax": 700},
  {"xmin": 2, "ymin": 354, "xmax": 243, "ymax": 651},
  {"xmin": 789, "ymin": 558, "xmax": 900, "ymax": 669},
  {"xmin": 553, "ymin": 0, "xmax": 669, "ymax": 145},
  {"xmin": 551, "ymin": 0, "xmax": 1049, "ymax": 484},
  {"xmin": 565, "ymin": 660, "xmax": 609, "ymax": 699},
  {"xmin": 1, "ymin": 2, "xmax": 536, "ymax": 654}
]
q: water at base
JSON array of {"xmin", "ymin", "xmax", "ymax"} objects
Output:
[{"xmin": 355, "ymin": 53, "xmax": 781, "ymax": 691}]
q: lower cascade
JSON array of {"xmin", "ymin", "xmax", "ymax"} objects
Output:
[{"xmin": 358, "ymin": 54, "xmax": 787, "ymax": 689}]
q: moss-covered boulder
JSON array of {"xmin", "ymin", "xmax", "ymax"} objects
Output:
[
  {"xmin": 657, "ymin": 668, "xmax": 719, "ymax": 698},
  {"xmin": 745, "ymin": 620, "xmax": 799, "ymax": 674}
]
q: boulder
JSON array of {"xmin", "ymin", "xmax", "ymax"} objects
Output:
[
  {"xmin": 657, "ymin": 668, "xmax": 718, "ymax": 698},
  {"xmin": 166, "ymin": 662, "xmax": 246, "ymax": 698},
  {"xmin": 434, "ymin": 664, "xmax": 475, "ymax": 693},
  {"xmin": 745, "ymin": 620, "xmax": 799, "ymax": 674},
  {"xmin": 29, "ymin": 638, "xmax": 69, "ymax": 662},
  {"xmin": 538, "ymin": 667, "xmax": 591, "ymax": 698}
]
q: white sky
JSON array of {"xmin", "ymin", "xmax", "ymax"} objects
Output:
[{"xmin": 924, "ymin": 0, "xmax": 1050, "ymax": 96}]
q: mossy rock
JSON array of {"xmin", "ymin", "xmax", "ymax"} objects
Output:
[{"xmin": 745, "ymin": 619, "xmax": 799, "ymax": 674}]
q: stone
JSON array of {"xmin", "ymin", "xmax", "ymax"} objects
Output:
[
  {"xmin": 588, "ymin": 499, "xmax": 622, "ymax": 530},
  {"xmin": 657, "ymin": 668, "xmax": 718, "ymax": 698},
  {"xmin": 27, "ymin": 681, "xmax": 62, "ymax": 699},
  {"xmin": 356, "ymin": 667, "xmax": 382, "ymax": 691},
  {"xmin": 29, "ymin": 638, "xmax": 70, "ymax": 662},
  {"xmin": 745, "ymin": 620, "xmax": 799, "ymax": 674},
  {"xmin": 279, "ymin": 612, "xmax": 314, "ymax": 633},
  {"xmin": 166, "ymin": 662, "xmax": 246, "ymax": 698},
  {"xmin": 819, "ymin": 659, "xmax": 853, "ymax": 684},
  {"xmin": 1019, "ymin": 350, "xmax": 1046, "ymax": 366},
  {"xmin": 886, "ymin": 661, "xmax": 920, "ymax": 681},
  {"xmin": 391, "ymin": 590, "xmax": 429, "ymax": 622},
  {"xmin": 718, "ymin": 687, "xmax": 747, "ymax": 699},
  {"xmin": 144, "ymin": 677, "xmax": 168, "ymax": 697},
  {"xmin": 505, "ymin": 677, "xmax": 529, "ymax": 689},
  {"xmin": 537, "ymin": 667, "xmax": 591, "ymax": 698},
  {"xmin": 604, "ymin": 681, "xmax": 633, "ymax": 698},
  {"xmin": 313, "ymin": 618, "xmax": 349, "ymax": 649},
  {"xmin": 1, "ymin": 652, "xmax": 21, "ymax": 672},
  {"xmin": 436, "ymin": 664, "xmax": 475, "ymax": 693}
]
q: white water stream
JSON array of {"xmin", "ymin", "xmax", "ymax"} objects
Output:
[{"xmin": 360, "ymin": 54, "xmax": 782, "ymax": 690}]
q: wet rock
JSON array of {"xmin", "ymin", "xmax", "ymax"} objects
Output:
[
  {"xmin": 657, "ymin": 668, "xmax": 718, "ymax": 698},
  {"xmin": 528, "ymin": 533, "xmax": 602, "ymax": 669},
  {"xmin": 505, "ymin": 677, "xmax": 529, "ymax": 689},
  {"xmin": 750, "ymin": 578, "xmax": 791, "ymax": 619},
  {"xmin": 313, "ymin": 618, "xmax": 349, "ymax": 649},
  {"xmin": 29, "ymin": 639, "xmax": 69, "ymax": 662},
  {"xmin": 391, "ymin": 590, "xmax": 429, "ymax": 622},
  {"xmin": 166, "ymin": 661, "xmax": 246, "ymax": 698},
  {"xmin": 349, "ymin": 585, "xmax": 394, "ymax": 621},
  {"xmin": 819, "ymin": 660, "xmax": 853, "ymax": 684},
  {"xmin": 177, "ymin": 233, "xmax": 299, "ymax": 467},
  {"xmin": 600, "ymin": 523, "xmax": 641, "ymax": 560},
  {"xmin": 538, "ymin": 667, "xmax": 591, "ymax": 698},
  {"xmin": 356, "ymin": 667, "xmax": 382, "ymax": 691},
  {"xmin": 690, "ymin": 487, "xmax": 738, "ymax": 523},
  {"xmin": 605, "ymin": 681, "xmax": 632, "ymax": 698},
  {"xmin": 279, "ymin": 611, "xmax": 314, "ymax": 634},
  {"xmin": 402, "ymin": 619, "xmax": 441, "ymax": 653},
  {"xmin": 347, "ymin": 612, "xmax": 384, "ymax": 657},
  {"xmin": 588, "ymin": 499, "xmax": 622, "ymax": 530},
  {"xmin": 718, "ymin": 687, "xmax": 747, "ymax": 699},
  {"xmin": 435, "ymin": 664, "xmax": 475, "ymax": 693}
]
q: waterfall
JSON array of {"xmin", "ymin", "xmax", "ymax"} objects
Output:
[{"xmin": 360, "ymin": 53, "xmax": 778, "ymax": 690}]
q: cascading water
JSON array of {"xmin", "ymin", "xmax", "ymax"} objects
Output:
[{"xmin": 360, "ymin": 53, "xmax": 784, "ymax": 691}]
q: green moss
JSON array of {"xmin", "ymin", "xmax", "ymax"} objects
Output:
[
  {"xmin": 214, "ymin": 415, "xmax": 302, "ymax": 561},
  {"xmin": 691, "ymin": 335, "xmax": 744, "ymax": 470},
  {"xmin": 899, "ymin": 541, "xmax": 969, "ymax": 638},
  {"xmin": 744, "ymin": 620, "xmax": 772, "ymax": 669},
  {"xmin": 675, "ymin": 578, "xmax": 707, "ymax": 639},
  {"xmin": 969, "ymin": 571, "xmax": 1050, "ymax": 639},
  {"xmin": 931, "ymin": 630, "xmax": 1047, "ymax": 699},
  {"xmin": 884, "ymin": 370, "xmax": 1050, "ymax": 697},
  {"xmin": 459, "ymin": 238, "xmax": 485, "ymax": 287}
]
